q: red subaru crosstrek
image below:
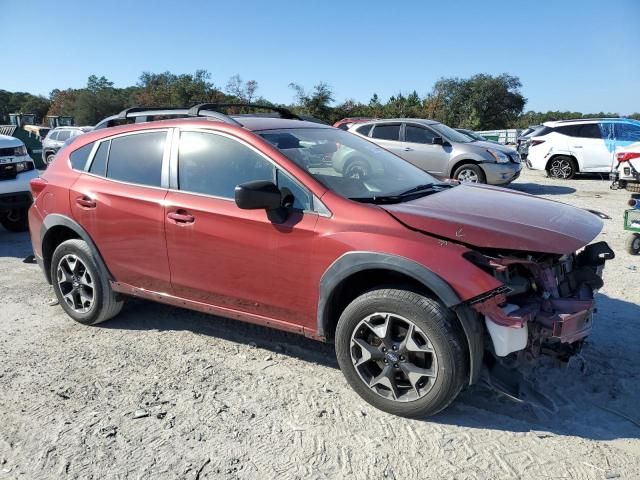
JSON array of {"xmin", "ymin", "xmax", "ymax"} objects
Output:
[{"xmin": 29, "ymin": 104, "xmax": 613, "ymax": 418}]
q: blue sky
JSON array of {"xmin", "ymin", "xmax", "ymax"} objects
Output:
[{"xmin": 2, "ymin": 0, "xmax": 639, "ymax": 113}]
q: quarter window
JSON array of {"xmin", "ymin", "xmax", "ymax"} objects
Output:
[
  {"xmin": 371, "ymin": 124, "xmax": 400, "ymax": 141},
  {"xmin": 106, "ymin": 132, "xmax": 166, "ymax": 187},
  {"xmin": 405, "ymin": 125, "xmax": 437, "ymax": 144},
  {"xmin": 69, "ymin": 142, "xmax": 94, "ymax": 170},
  {"xmin": 276, "ymin": 169, "xmax": 311, "ymax": 211},
  {"xmin": 178, "ymin": 131, "xmax": 275, "ymax": 199}
]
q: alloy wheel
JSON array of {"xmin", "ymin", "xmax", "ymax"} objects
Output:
[
  {"xmin": 350, "ymin": 312, "xmax": 438, "ymax": 402},
  {"xmin": 56, "ymin": 254, "xmax": 94, "ymax": 313},
  {"xmin": 456, "ymin": 168, "xmax": 479, "ymax": 183},
  {"xmin": 549, "ymin": 158, "xmax": 573, "ymax": 179}
]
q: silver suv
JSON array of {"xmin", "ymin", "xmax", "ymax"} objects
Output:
[
  {"xmin": 346, "ymin": 119, "xmax": 522, "ymax": 184},
  {"xmin": 42, "ymin": 126, "xmax": 92, "ymax": 165}
]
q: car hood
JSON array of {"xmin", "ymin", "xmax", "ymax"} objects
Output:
[
  {"xmin": 469, "ymin": 140, "xmax": 517, "ymax": 153},
  {"xmin": 382, "ymin": 184, "xmax": 602, "ymax": 254}
]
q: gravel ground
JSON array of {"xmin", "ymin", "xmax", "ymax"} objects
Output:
[{"xmin": 0, "ymin": 168, "xmax": 639, "ymax": 480}]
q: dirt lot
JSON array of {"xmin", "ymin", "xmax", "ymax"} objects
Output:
[{"xmin": 1, "ymin": 169, "xmax": 639, "ymax": 480}]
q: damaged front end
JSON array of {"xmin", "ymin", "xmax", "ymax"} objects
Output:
[{"xmin": 464, "ymin": 241, "xmax": 614, "ymax": 362}]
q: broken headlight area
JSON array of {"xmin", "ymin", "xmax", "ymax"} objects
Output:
[{"xmin": 464, "ymin": 241, "xmax": 614, "ymax": 361}]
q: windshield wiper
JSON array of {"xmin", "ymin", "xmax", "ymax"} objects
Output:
[{"xmin": 350, "ymin": 183, "xmax": 451, "ymax": 205}]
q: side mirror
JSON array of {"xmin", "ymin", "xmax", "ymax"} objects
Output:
[
  {"xmin": 235, "ymin": 180, "xmax": 289, "ymax": 223},
  {"xmin": 235, "ymin": 180, "xmax": 282, "ymax": 210},
  {"xmin": 432, "ymin": 136, "xmax": 445, "ymax": 145}
]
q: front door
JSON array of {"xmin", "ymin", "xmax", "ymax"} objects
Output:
[
  {"xmin": 164, "ymin": 129, "xmax": 319, "ymax": 329},
  {"xmin": 401, "ymin": 123, "xmax": 451, "ymax": 175}
]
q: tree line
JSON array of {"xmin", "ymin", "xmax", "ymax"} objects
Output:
[{"xmin": 1, "ymin": 71, "xmax": 638, "ymax": 129}]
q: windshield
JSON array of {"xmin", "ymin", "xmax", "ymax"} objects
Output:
[
  {"xmin": 257, "ymin": 128, "xmax": 443, "ymax": 202},
  {"xmin": 431, "ymin": 123, "xmax": 472, "ymax": 143}
]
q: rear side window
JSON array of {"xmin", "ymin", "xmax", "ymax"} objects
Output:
[
  {"xmin": 106, "ymin": 132, "xmax": 166, "ymax": 187},
  {"xmin": 57, "ymin": 130, "xmax": 72, "ymax": 141},
  {"xmin": 69, "ymin": 143, "xmax": 94, "ymax": 170},
  {"xmin": 178, "ymin": 131, "xmax": 275, "ymax": 199},
  {"xmin": 405, "ymin": 125, "xmax": 437, "ymax": 144},
  {"xmin": 355, "ymin": 124, "xmax": 373, "ymax": 136},
  {"xmin": 89, "ymin": 140, "xmax": 109, "ymax": 176},
  {"xmin": 371, "ymin": 124, "xmax": 400, "ymax": 141},
  {"xmin": 554, "ymin": 124, "xmax": 601, "ymax": 138}
]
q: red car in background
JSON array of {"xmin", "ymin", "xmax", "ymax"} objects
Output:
[
  {"xmin": 333, "ymin": 117, "xmax": 374, "ymax": 130},
  {"xmin": 28, "ymin": 104, "xmax": 612, "ymax": 418}
]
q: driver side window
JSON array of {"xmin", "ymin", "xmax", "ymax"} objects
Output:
[
  {"xmin": 405, "ymin": 125, "xmax": 437, "ymax": 144},
  {"xmin": 178, "ymin": 131, "xmax": 275, "ymax": 199}
]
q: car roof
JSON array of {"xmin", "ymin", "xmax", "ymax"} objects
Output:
[
  {"xmin": 355, "ymin": 118, "xmax": 440, "ymax": 127},
  {"xmin": 544, "ymin": 118, "xmax": 635, "ymax": 127},
  {"xmin": 233, "ymin": 116, "xmax": 330, "ymax": 131}
]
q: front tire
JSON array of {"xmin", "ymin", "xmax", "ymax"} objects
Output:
[
  {"xmin": 335, "ymin": 289, "xmax": 467, "ymax": 418},
  {"xmin": 344, "ymin": 158, "xmax": 370, "ymax": 179},
  {"xmin": 45, "ymin": 152, "xmax": 56, "ymax": 165},
  {"xmin": 0, "ymin": 208, "xmax": 29, "ymax": 232},
  {"xmin": 51, "ymin": 239, "xmax": 124, "ymax": 325},
  {"xmin": 453, "ymin": 163, "xmax": 486, "ymax": 184}
]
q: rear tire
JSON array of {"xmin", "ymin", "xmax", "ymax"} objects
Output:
[
  {"xmin": 0, "ymin": 208, "xmax": 29, "ymax": 232},
  {"xmin": 547, "ymin": 155, "xmax": 577, "ymax": 179},
  {"xmin": 626, "ymin": 234, "xmax": 640, "ymax": 256},
  {"xmin": 335, "ymin": 289, "xmax": 467, "ymax": 418},
  {"xmin": 624, "ymin": 183, "xmax": 640, "ymax": 193},
  {"xmin": 51, "ymin": 239, "xmax": 124, "ymax": 325},
  {"xmin": 453, "ymin": 163, "xmax": 486, "ymax": 184}
]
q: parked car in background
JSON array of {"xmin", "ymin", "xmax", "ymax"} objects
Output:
[
  {"xmin": 527, "ymin": 118, "xmax": 640, "ymax": 179},
  {"xmin": 516, "ymin": 125, "xmax": 542, "ymax": 158},
  {"xmin": 333, "ymin": 117, "xmax": 373, "ymax": 130},
  {"xmin": 611, "ymin": 142, "xmax": 640, "ymax": 192},
  {"xmin": 28, "ymin": 103, "xmax": 612, "ymax": 418},
  {"xmin": 455, "ymin": 128, "xmax": 501, "ymax": 145},
  {"xmin": 348, "ymin": 119, "xmax": 522, "ymax": 184},
  {"xmin": 0, "ymin": 134, "xmax": 38, "ymax": 231},
  {"xmin": 42, "ymin": 126, "xmax": 93, "ymax": 165}
]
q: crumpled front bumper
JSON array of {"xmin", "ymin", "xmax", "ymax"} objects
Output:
[{"xmin": 467, "ymin": 241, "xmax": 614, "ymax": 358}]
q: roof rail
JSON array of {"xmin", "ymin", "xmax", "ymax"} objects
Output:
[
  {"xmin": 554, "ymin": 117, "xmax": 626, "ymax": 123},
  {"xmin": 114, "ymin": 106, "xmax": 241, "ymax": 126},
  {"xmin": 188, "ymin": 103, "xmax": 303, "ymax": 120},
  {"xmin": 115, "ymin": 106, "xmax": 186, "ymax": 119}
]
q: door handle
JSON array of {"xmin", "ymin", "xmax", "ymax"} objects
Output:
[
  {"xmin": 403, "ymin": 147, "xmax": 413, "ymax": 152},
  {"xmin": 167, "ymin": 210, "xmax": 195, "ymax": 224},
  {"xmin": 75, "ymin": 196, "xmax": 96, "ymax": 208},
  {"xmin": 572, "ymin": 145, "xmax": 583, "ymax": 148}
]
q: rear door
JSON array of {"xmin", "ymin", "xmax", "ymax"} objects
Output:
[
  {"xmin": 369, "ymin": 123, "xmax": 404, "ymax": 157},
  {"xmin": 163, "ymin": 129, "xmax": 320, "ymax": 329},
  {"xmin": 401, "ymin": 123, "xmax": 450, "ymax": 175},
  {"xmin": 69, "ymin": 129, "xmax": 172, "ymax": 292},
  {"xmin": 560, "ymin": 123, "xmax": 611, "ymax": 172}
]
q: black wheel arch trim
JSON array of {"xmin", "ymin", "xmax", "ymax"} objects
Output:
[
  {"xmin": 317, "ymin": 251, "xmax": 481, "ymax": 385},
  {"xmin": 40, "ymin": 214, "xmax": 113, "ymax": 284}
]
